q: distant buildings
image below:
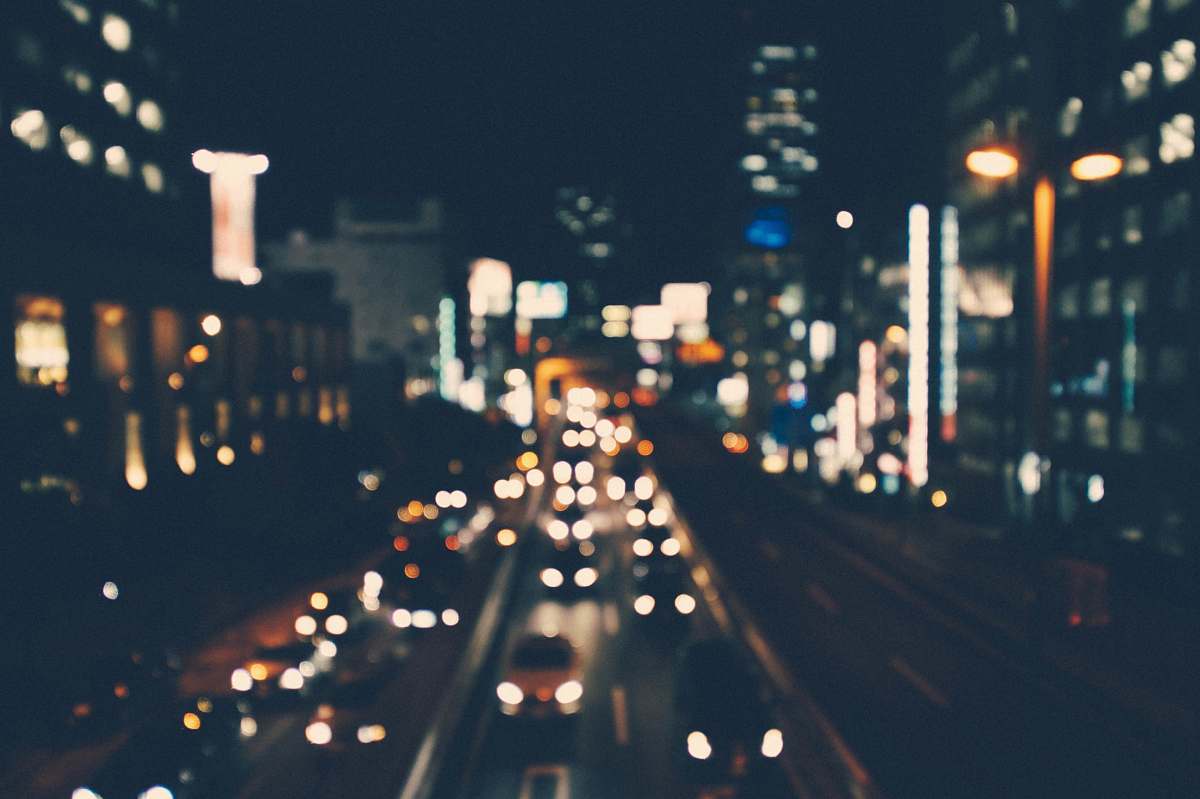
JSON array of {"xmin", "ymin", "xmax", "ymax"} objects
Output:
[{"xmin": 944, "ymin": 1, "xmax": 1198, "ymax": 571}]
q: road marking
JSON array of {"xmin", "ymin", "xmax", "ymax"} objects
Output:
[
  {"xmin": 604, "ymin": 602, "xmax": 620, "ymax": 636},
  {"xmin": 805, "ymin": 581, "xmax": 839, "ymax": 615},
  {"xmin": 759, "ymin": 539, "xmax": 781, "ymax": 561},
  {"xmin": 611, "ymin": 685, "xmax": 630, "ymax": 746},
  {"xmin": 888, "ymin": 655, "xmax": 950, "ymax": 708},
  {"xmin": 518, "ymin": 764, "xmax": 570, "ymax": 799}
]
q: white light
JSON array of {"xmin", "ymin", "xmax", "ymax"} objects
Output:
[
  {"xmin": 647, "ymin": 507, "xmax": 669, "ymax": 527},
  {"xmin": 392, "ymin": 609, "xmax": 412, "ymax": 628},
  {"xmin": 836, "ymin": 392, "xmax": 857, "ymax": 465},
  {"xmin": 325, "ymin": 614, "xmax": 348, "ymax": 635},
  {"xmin": 687, "ymin": 731, "xmax": 712, "ymax": 760},
  {"xmin": 1087, "ymin": 474, "xmax": 1105, "ymax": 503},
  {"xmin": 577, "ymin": 485, "xmax": 597, "ymax": 505},
  {"xmin": 240, "ymin": 717, "xmax": 258, "ymax": 737},
  {"xmin": 526, "ymin": 468, "xmax": 545, "ymax": 487},
  {"xmin": 634, "ymin": 476, "xmax": 654, "ymax": 500},
  {"xmin": 363, "ymin": 570, "xmax": 383, "ymax": 597},
  {"xmin": 836, "ymin": 210, "xmax": 854, "ymax": 229},
  {"xmin": 574, "ymin": 462, "xmax": 594, "ymax": 484},
  {"xmin": 294, "ymin": 615, "xmax": 317, "ymax": 636},
  {"xmin": 761, "ymin": 728, "xmax": 784, "ymax": 758},
  {"xmin": 674, "ymin": 593, "xmax": 696, "ymax": 614},
  {"xmin": 634, "ymin": 594, "xmax": 656, "ymax": 615},
  {"xmin": 940, "ymin": 206, "xmax": 959, "ymax": 438},
  {"xmin": 742, "ymin": 154, "xmax": 768, "ymax": 171},
  {"xmin": 614, "ymin": 425, "xmax": 633, "ymax": 444},
  {"xmin": 435, "ymin": 490, "xmax": 451, "ymax": 508},
  {"xmin": 717, "ymin": 373, "xmax": 750, "ymax": 407},
  {"xmin": 858, "ymin": 342, "xmax": 877, "ymax": 427},
  {"xmin": 136, "ymin": 99, "xmax": 164, "ymax": 132},
  {"xmin": 547, "ymin": 520, "xmax": 570, "ymax": 540},
  {"xmin": 555, "ymin": 680, "xmax": 584, "ymax": 704},
  {"xmin": 101, "ymin": 14, "xmax": 132, "ymax": 52},
  {"xmin": 318, "ymin": 639, "xmax": 338, "ymax": 658},
  {"xmin": 101, "ymin": 581, "xmax": 119, "ymax": 601},
  {"xmin": 810, "ymin": 320, "xmax": 836, "ymax": 362},
  {"xmin": 633, "ymin": 538, "xmax": 654, "ymax": 557},
  {"xmin": 102, "ymin": 81, "xmax": 132, "ymax": 115},
  {"xmin": 578, "ymin": 430, "xmax": 597, "ymax": 447},
  {"xmin": 631, "ymin": 305, "xmax": 674, "ymax": 341},
  {"xmin": 541, "ymin": 568, "xmax": 565, "ymax": 588},
  {"xmin": 907, "ymin": 204, "xmax": 930, "ymax": 487},
  {"xmin": 562, "ymin": 429, "xmax": 580, "ymax": 448},
  {"xmin": 553, "ymin": 461, "xmax": 573, "ymax": 483},
  {"xmin": 660, "ymin": 538, "xmax": 681, "ymax": 557},
  {"xmin": 72, "ymin": 789, "xmax": 100, "ymax": 799},
  {"xmin": 413, "ymin": 609, "xmax": 437, "ymax": 629},
  {"xmin": 450, "ymin": 490, "xmax": 467, "ymax": 508},
  {"xmin": 230, "ymin": 668, "xmax": 253, "ymax": 692},
  {"xmin": 627, "ymin": 509, "xmax": 648, "ymax": 527},
  {"xmin": 497, "ymin": 681, "xmax": 524, "ymax": 705},
  {"xmin": 139, "ymin": 788, "xmax": 173, "ymax": 799},
  {"xmin": 441, "ymin": 608, "xmax": 460, "ymax": 626},
  {"xmin": 305, "ymin": 721, "xmax": 332, "ymax": 745},
  {"xmin": 555, "ymin": 485, "xmax": 576, "ymax": 505},
  {"xmin": 507, "ymin": 478, "xmax": 525, "ymax": 499},
  {"xmin": 468, "ymin": 258, "xmax": 513, "ymax": 316},
  {"xmin": 571, "ymin": 519, "xmax": 594, "ymax": 540},
  {"xmin": 357, "ymin": 724, "xmax": 387, "ymax": 743},
  {"xmin": 1018, "ymin": 452, "xmax": 1042, "ymax": 496},
  {"xmin": 580, "ymin": 411, "xmax": 598, "ymax": 428},
  {"xmin": 574, "ymin": 567, "xmax": 598, "ymax": 587},
  {"xmin": 607, "ymin": 476, "xmax": 626, "ymax": 500},
  {"xmin": 661, "ymin": 283, "xmax": 710, "ymax": 325},
  {"xmin": 298, "ymin": 661, "xmax": 316, "ymax": 678},
  {"xmin": 279, "ymin": 668, "xmax": 304, "ymax": 690}
]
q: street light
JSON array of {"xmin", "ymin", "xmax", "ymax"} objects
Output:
[{"xmin": 964, "ymin": 145, "xmax": 1122, "ymax": 455}]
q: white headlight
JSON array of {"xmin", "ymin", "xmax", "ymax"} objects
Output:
[
  {"xmin": 574, "ymin": 462, "xmax": 594, "ymax": 484},
  {"xmin": 547, "ymin": 520, "xmax": 569, "ymax": 540},
  {"xmin": 324, "ymin": 614, "xmax": 348, "ymax": 635},
  {"xmin": 574, "ymin": 567, "xmax": 598, "ymax": 587},
  {"xmin": 362, "ymin": 570, "xmax": 383, "ymax": 597},
  {"xmin": 356, "ymin": 724, "xmax": 387, "ymax": 743},
  {"xmin": 305, "ymin": 721, "xmax": 332, "ymax": 745},
  {"xmin": 761, "ymin": 727, "xmax": 783, "ymax": 758},
  {"xmin": 541, "ymin": 568, "xmax": 564, "ymax": 588},
  {"xmin": 279, "ymin": 668, "xmax": 304, "ymax": 690},
  {"xmin": 391, "ymin": 609, "xmax": 412, "ymax": 628},
  {"xmin": 497, "ymin": 681, "xmax": 524, "ymax": 705},
  {"xmin": 240, "ymin": 716, "xmax": 258, "ymax": 737},
  {"xmin": 632, "ymin": 538, "xmax": 654, "ymax": 557},
  {"xmin": 576, "ymin": 485, "xmax": 598, "ymax": 505},
  {"xmin": 413, "ymin": 609, "xmax": 437, "ymax": 628},
  {"xmin": 555, "ymin": 679, "xmax": 583, "ymax": 704},
  {"xmin": 318, "ymin": 640, "xmax": 338, "ymax": 658},
  {"xmin": 687, "ymin": 730, "xmax": 712, "ymax": 760},
  {"xmin": 660, "ymin": 538, "xmax": 681, "ymax": 557},
  {"xmin": 294, "ymin": 615, "xmax": 317, "ymax": 636},
  {"xmin": 626, "ymin": 508, "xmax": 647, "ymax": 527},
  {"xmin": 230, "ymin": 668, "xmax": 253, "ymax": 692},
  {"xmin": 571, "ymin": 519, "xmax": 594, "ymax": 540},
  {"xmin": 139, "ymin": 788, "xmax": 173, "ymax": 799},
  {"xmin": 441, "ymin": 608, "xmax": 460, "ymax": 626},
  {"xmin": 72, "ymin": 790, "xmax": 102, "ymax": 799},
  {"xmin": 647, "ymin": 507, "xmax": 669, "ymax": 526},
  {"xmin": 674, "ymin": 594, "xmax": 696, "ymax": 614},
  {"xmin": 634, "ymin": 595, "xmax": 655, "ymax": 615}
]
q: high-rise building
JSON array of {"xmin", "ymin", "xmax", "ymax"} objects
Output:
[{"xmin": 944, "ymin": 0, "xmax": 1198, "ymax": 575}]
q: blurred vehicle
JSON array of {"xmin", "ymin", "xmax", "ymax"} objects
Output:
[
  {"xmin": 231, "ymin": 641, "xmax": 326, "ymax": 707},
  {"xmin": 539, "ymin": 540, "xmax": 600, "ymax": 594},
  {"xmin": 387, "ymin": 573, "xmax": 463, "ymax": 632},
  {"xmin": 73, "ymin": 697, "xmax": 249, "ymax": 799},
  {"xmin": 56, "ymin": 649, "xmax": 179, "ymax": 744},
  {"xmin": 674, "ymin": 639, "xmax": 784, "ymax": 790},
  {"xmin": 303, "ymin": 701, "xmax": 389, "ymax": 752},
  {"xmin": 496, "ymin": 633, "xmax": 583, "ymax": 717},
  {"xmin": 631, "ymin": 557, "xmax": 696, "ymax": 627}
]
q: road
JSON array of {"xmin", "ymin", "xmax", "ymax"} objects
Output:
[{"xmin": 640, "ymin": 407, "xmax": 1189, "ymax": 799}]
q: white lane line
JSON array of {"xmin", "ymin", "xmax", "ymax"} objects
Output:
[
  {"xmin": 604, "ymin": 602, "xmax": 620, "ymax": 637},
  {"xmin": 888, "ymin": 655, "xmax": 950, "ymax": 708},
  {"xmin": 805, "ymin": 581, "xmax": 840, "ymax": 615},
  {"xmin": 611, "ymin": 685, "xmax": 630, "ymax": 746},
  {"xmin": 518, "ymin": 764, "xmax": 570, "ymax": 799}
]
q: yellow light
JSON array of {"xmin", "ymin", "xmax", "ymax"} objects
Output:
[
  {"xmin": 187, "ymin": 344, "xmax": 209, "ymax": 364},
  {"xmin": 857, "ymin": 473, "xmax": 878, "ymax": 493},
  {"xmin": 1069, "ymin": 153, "xmax": 1123, "ymax": 182},
  {"xmin": 182, "ymin": 712, "xmax": 201, "ymax": 730},
  {"xmin": 310, "ymin": 591, "xmax": 329, "ymax": 610},
  {"xmin": 404, "ymin": 563, "xmax": 420, "ymax": 579},
  {"xmin": 931, "ymin": 489, "xmax": 948, "ymax": 508},
  {"xmin": 248, "ymin": 662, "xmax": 269, "ymax": 681},
  {"xmin": 216, "ymin": 445, "xmax": 235, "ymax": 466},
  {"xmin": 636, "ymin": 440, "xmax": 654, "ymax": 457},
  {"xmin": 965, "ymin": 147, "xmax": 1019, "ymax": 179},
  {"xmin": 249, "ymin": 432, "xmax": 265, "ymax": 455},
  {"xmin": 496, "ymin": 528, "xmax": 517, "ymax": 547},
  {"xmin": 517, "ymin": 451, "xmax": 539, "ymax": 471},
  {"xmin": 124, "ymin": 411, "xmax": 148, "ymax": 491},
  {"xmin": 407, "ymin": 500, "xmax": 424, "ymax": 517},
  {"xmin": 885, "ymin": 325, "xmax": 907, "ymax": 344}
]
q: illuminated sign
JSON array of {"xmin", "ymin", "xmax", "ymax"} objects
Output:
[
  {"xmin": 744, "ymin": 207, "xmax": 790, "ymax": 249},
  {"xmin": 467, "ymin": 258, "xmax": 513, "ymax": 317},
  {"xmin": 631, "ymin": 305, "xmax": 673, "ymax": 341},
  {"xmin": 940, "ymin": 206, "xmax": 959, "ymax": 441},
  {"xmin": 676, "ymin": 339, "xmax": 725, "ymax": 365},
  {"xmin": 661, "ymin": 283, "xmax": 709, "ymax": 324},
  {"xmin": 907, "ymin": 204, "xmax": 930, "ymax": 487},
  {"xmin": 515, "ymin": 281, "xmax": 568, "ymax": 319},
  {"xmin": 193, "ymin": 150, "xmax": 268, "ymax": 285}
]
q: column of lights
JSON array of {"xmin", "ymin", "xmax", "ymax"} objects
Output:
[
  {"xmin": 907, "ymin": 204, "xmax": 930, "ymax": 488},
  {"xmin": 858, "ymin": 340, "xmax": 876, "ymax": 428},
  {"xmin": 940, "ymin": 206, "xmax": 959, "ymax": 441}
]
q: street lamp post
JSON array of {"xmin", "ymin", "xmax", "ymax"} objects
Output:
[{"xmin": 964, "ymin": 146, "xmax": 1121, "ymax": 455}]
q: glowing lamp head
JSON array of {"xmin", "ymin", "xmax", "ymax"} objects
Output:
[
  {"xmin": 1069, "ymin": 153, "xmax": 1123, "ymax": 181},
  {"xmin": 965, "ymin": 147, "xmax": 1019, "ymax": 179}
]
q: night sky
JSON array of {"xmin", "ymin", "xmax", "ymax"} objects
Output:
[{"xmin": 185, "ymin": 2, "xmax": 941, "ymax": 285}]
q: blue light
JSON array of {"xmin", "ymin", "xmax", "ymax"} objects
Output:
[{"xmin": 745, "ymin": 208, "xmax": 791, "ymax": 249}]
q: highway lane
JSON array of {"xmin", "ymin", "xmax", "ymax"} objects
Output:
[{"xmin": 642, "ymin": 409, "xmax": 1186, "ymax": 799}]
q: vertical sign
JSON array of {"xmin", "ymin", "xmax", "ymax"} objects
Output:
[{"xmin": 907, "ymin": 204, "xmax": 930, "ymax": 488}]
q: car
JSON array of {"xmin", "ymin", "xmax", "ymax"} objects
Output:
[
  {"xmin": 231, "ymin": 640, "xmax": 328, "ymax": 707},
  {"xmin": 539, "ymin": 540, "xmax": 600, "ymax": 594},
  {"xmin": 303, "ymin": 701, "xmax": 390, "ymax": 752},
  {"xmin": 496, "ymin": 633, "xmax": 583, "ymax": 717},
  {"xmin": 674, "ymin": 639, "xmax": 784, "ymax": 789},
  {"xmin": 630, "ymin": 524, "xmax": 682, "ymax": 561},
  {"xmin": 631, "ymin": 558, "xmax": 696, "ymax": 626}
]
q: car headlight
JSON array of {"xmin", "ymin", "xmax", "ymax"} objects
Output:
[
  {"xmin": 497, "ymin": 681, "xmax": 524, "ymax": 705},
  {"xmin": 541, "ymin": 568, "xmax": 564, "ymax": 588},
  {"xmin": 632, "ymin": 538, "xmax": 654, "ymax": 557},
  {"xmin": 573, "ymin": 567, "xmax": 598, "ymax": 587},
  {"xmin": 761, "ymin": 727, "xmax": 783, "ymax": 758},
  {"xmin": 660, "ymin": 538, "xmax": 681, "ymax": 557},
  {"xmin": 138, "ymin": 788, "xmax": 173, "ymax": 799},
  {"xmin": 72, "ymin": 789, "xmax": 102, "ymax": 799},
  {"xmin": 441, "ymin": 608, "xmax": 460, "ymax": 626},
  {"xmin": 674, "ymin": 593, "xmax": 696, "ymax": 614},
  {"xmin": 412, "ymin": 609, "xmax": 437, "ymax": 628},
  {"xmin": 279, "ymin": 667, "xmax": 304, "ymax": 690},
  {"xmin": 305, "ymin": 721, "xmax": 332, "ymax": 745},
  {"xmin": 554, "ymin": 680, "xmax": 583, "ymax": 704},
  {"xmin": 633, "ymin": 594, "xmax": 655, "ymax": 615},
  {"xmin": 687, "ymin": 730, "xmax": 712, "ymax": 760}
]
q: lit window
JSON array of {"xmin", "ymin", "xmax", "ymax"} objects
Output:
[
  {"xmin": 1160, "ymin": 191, "xmax": 1191, "ymax": 235},
  {"xmin": 59, "ymin": 126, "xmax": 94, "ymax": 165},
  {"xmin": 14, "ymin": 295, "xmax": 69, "ymax": 387},
  {"xmin": 1161, "ymin": 40, "xmax": 1196, "ymax": 86},
  {"xmin": 10, "ymin": 109, "xmax": 49, "ymax": 151},
  {"xmin": 136, "ymin": 99, "xmax": 164, "ymax": 132},
  {"xmin": 1122, "ymin": 206, "xmax": 1143, "ymax": 245},
  {"xmin": 60, "ymin": 0, "xmax": 91, "ymax": 24},
  {"xmin": 1122, "ymin": 135, "xmax": 1152, "ymax": 175},
  {"xmin": 1002, "ymin": 3, "xmax": 1018, "ymax": 35},
  {"xmin": 141, "ymin": 162, "xmax": 165, "ymax": 193},
  {"xmin": 101, "ymin": 13, "xmax": 132, "ymax": 51},
  {"xmin": 1123, "ymin": 0, "xmax": 1151, "ymax": 38},
  {"xmin": 94, "ymin": 304, "xmax": 134, "ymax": 382},
  {"xmin": 105, "ymin": 145, "xmax": 131, "ymax": 178},
  {"xmin": 1088, "ymin": 278, "xmax": 1112, "ymax": 317},
  {"xmin": 1159, "ymin": 113, "xmax": 1195, "ymax": 163},
  {"xmin": 103, "ymin": 80, "xmax": 132, "ymax": 116},
  {"xmin": 63, "ymin": 66, "xmax": 93, "ymax": 94},
  {"xmin": 1058, "ymin": 283, "xmax": 1080, "ymax": 319},
  {"xmin": 1084, "ymin": 410, "xmax": 1109, "ymax": 449},
  {"xmin": 741, "ymin": 154, "xmax": 767, "ymax": 171},
  {"xmin": 751, "ymin": 175, "xmax": 779, "ymax": 193},
  {"xmin": 1120, "ymin": 61, "xmax": 1152, "ymax": 102}
]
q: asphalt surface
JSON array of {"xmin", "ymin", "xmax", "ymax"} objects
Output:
[{"xmin": 641, "ymin": 408, "xmax": 1190, "ymax": 799}]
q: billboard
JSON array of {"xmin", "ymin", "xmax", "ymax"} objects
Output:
[
  {"xmin": 515, "ymin": 281, "xmax": 568, "ymax": 319},
  {"xmin": 193, "ymin": 150, "xmax": 268, "ymax": 285},
  {"xmin": 468, "ymin": 258, "xmax": 513, "ymax": 317}
]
